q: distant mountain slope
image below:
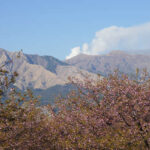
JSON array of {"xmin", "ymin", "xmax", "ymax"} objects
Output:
[
  {"xmin": 25, "ymin": 54, "xmax": 68, "ymax": 73},
  {"xmin": 33, "ymin": 84, "xmax": 76, "ymax": 105},
  {"xmin": 0, "ymin": 48, "xmax": 96, "ymax": 90},
  {"xmin": 66, "ymin": 50, "xmax": 150, "ymax": 76}
]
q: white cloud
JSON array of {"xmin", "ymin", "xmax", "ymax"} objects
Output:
[
  {"xmin": 66, "ymin": 46, "xmax": 81, "ymax": 59},
  {"xmin": 66, "ymin": 22, "xmax": 150, "ymax": 59}
]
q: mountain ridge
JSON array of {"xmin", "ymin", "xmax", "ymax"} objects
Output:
[
  {"xmin": 66, "ymin": 50, "xmax": 150, "ymax": 76},
  {"xmin": 0, "ymin": 48, "xmax": 96, "ymax": 90}
]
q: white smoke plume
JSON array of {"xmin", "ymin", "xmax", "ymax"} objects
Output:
[{"xmin": 66, "ymin": 22, "xmax": 150, "ymax": 59}]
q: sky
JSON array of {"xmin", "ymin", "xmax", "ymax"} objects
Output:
[{"xmin": 0, "ymin": 0, "xmax": 150, "ymax": 60}]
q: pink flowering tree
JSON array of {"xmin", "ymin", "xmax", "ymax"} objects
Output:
[{"xmin": 51, "ymin": 70, "xmax": 150, "ymax": 149}]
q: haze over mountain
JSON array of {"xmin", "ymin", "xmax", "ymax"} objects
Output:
[{"xmin": 66, "ymin": 50, "xmax": 150, "ymax": 76}]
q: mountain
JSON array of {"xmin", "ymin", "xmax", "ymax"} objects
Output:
[
  {"xmin": 66, "ymin": 50, "xmax": 150, "ymax": 76},
  {"xmin": 0, "ymin": 48, "xmax": 95, "ymax": 90},
  {"xmin": 2, "ymin": 48, "xmax": 150, "ymax": 104},
  {"xmin": 0, "ymin": 48, "xmax": 97, "ymax": 104}
]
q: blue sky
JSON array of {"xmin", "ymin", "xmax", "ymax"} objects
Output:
[{"xmin": 0, "ymin": 0, "xmax": 150, "ymax": 59}]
